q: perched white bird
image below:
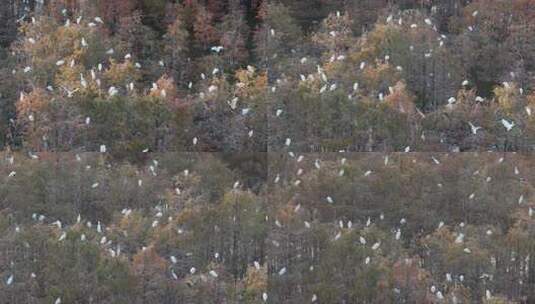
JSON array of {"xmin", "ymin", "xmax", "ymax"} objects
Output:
[
  {"xmin": 285, "ymin": 138, "xmax": 291, "ymax": 146},
  {"xmin": 371, "ymin": 242, "xmax": 381, "ymax": 250},
  {"xmin": 6, "ymin": 274, "xmax": 13, "ymax": 286},
  {"xmin": 108, "ymin": 86, "xmax": 118, "ymax": 96}
]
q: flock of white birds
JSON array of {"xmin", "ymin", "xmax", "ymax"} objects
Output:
[
  {"xmin": 14, "ymin": 9, "xmax": 529, "ymax": 155},
  {"xmin": 3, "ymin": 151, "xmax": 533, "ymax": 303},
  {"xmin": 3, "ymin": 6, "xmax": 534, "ymax": 304}
]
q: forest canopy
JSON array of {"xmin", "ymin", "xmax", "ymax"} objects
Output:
[{"xmin": 1, "ymin": 0, "xmax": 535, "ymax": 303}]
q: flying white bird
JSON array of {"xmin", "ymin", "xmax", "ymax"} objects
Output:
[
  {"xmin": 211, "ymin": 46, "xmax": 224, "ymax": 53},
  {"xmin": 501, "ymin": 119, "xmax": 515, "ymax": 131},
  {"xmin": 61, "ymin": 86, "xmax": 79, "ymax": 98},
  {"xmin": 468, "ymin": 122, "xmax": 482, "ymax": 135}
]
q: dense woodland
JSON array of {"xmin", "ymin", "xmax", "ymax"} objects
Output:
[{"xmin": 1, "ymin": 0, "xmax": 535, "ymax": 303}]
